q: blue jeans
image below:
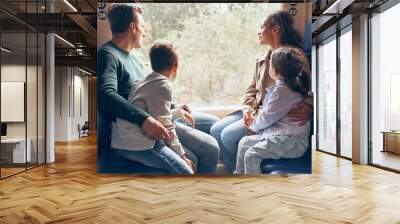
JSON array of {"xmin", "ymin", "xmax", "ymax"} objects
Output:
[
  {"xmin": 113, "ymin": 111, "xmax": 219, "ymax": 174},
  {"xmin": 175, "ymin": 122, "xmax": 220, "ymax": 173},
  {"xmin": 234, "ymin": 135, "xmax": 309, "ymax": 174},
  {"xmin": 176, "ymin": 111, "xmax": 220, "ymax": 134},
  {"xmin": 210, "ymin": 110, "xmax": 245, "ymax": 171},
  {"xmin": 113, "ymin": 141, "xmax": 193, "ymax": 174},
  {"xmin": 175, "ymin": 111, "xmax": 220, "ymax": 173}
]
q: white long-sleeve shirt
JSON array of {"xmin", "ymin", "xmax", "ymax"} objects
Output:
[
  {"xmin": 111, "ymin": 72, "xmax": 185, "ymax": 156},
  {"xmin": 250, "ymin": 80, "xmax": 310, "ymax": 138}
]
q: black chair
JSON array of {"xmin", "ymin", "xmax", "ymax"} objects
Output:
[
  {"xmin": 261, "ymin": 120, "xmax": 313, "ymax": 174},
  {"xmin": 78, "ymin": 121, "xmax": 90, "ymax": 138}
]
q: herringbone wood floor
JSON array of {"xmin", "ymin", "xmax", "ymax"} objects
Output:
[{"xmin": 1, "ymin": 135, "xmax": 400, "ymax": 224}]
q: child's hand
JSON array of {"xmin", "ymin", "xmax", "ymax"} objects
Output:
[
  {"xmin": 181, "ymin": 109, "xmax": 196, "ymax": 128},
  {"xmin": 179, "ymin": 104, "xmax": 192, "ymax": 114},
  {"xmin": 181, "ymin": 154, "xmax": 196, "ymax": 173}
]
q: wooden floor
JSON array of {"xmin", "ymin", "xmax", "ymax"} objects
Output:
[
  {"xmin": 1, "ymin": 163, "xmax": 45, "ymax": 178},
  {"xmin": 372, "ymin": 150, "xmax": 400, "ymax": 171},
  {"xmin": 1, "ymin": 135, "xmax": 400, "ymax": 223},
  {"xmin": 1, "ymin": 167, "xmax": 26, "ymax": 178}
]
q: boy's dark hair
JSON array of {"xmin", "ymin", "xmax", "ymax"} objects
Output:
[
  {"xmin": 271, "ymin": 47, "xmax": 310, "ymax": 96},
  {"xmin": 107, "ymin": 4, "xmax": 142, "ymax": 34},
  {"xmin": 149, "ymin": 42, "xmax": 178, "ymax": 72}
]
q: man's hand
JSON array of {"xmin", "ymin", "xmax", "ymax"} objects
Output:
[
  {"xmin": 243, "ymin": 110, "xmax": 254, "ymax": 129},
  {"xmin": 287, "ymin": 101, "xmax": 313, "ymax": 125},
  {"xmin": 181, "ymin": 154, "xmax": 195, "ymax": 173},
  {"xmin": 141, "ymin": 117, "xmax": 170, "ymax": 140}
]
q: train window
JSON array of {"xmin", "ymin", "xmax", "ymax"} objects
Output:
[{"xmin": 135, "ymin": 3, "xmax": 282, "ymax": 107}]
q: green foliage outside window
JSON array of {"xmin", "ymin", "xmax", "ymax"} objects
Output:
[{"xmin": 135, "ymin": 3, "xmax": 281, "ymax": 107}]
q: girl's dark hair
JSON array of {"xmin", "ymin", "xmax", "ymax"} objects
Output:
[
  {"xmin": 265, "ymin": 11, "xmax": 304, "ymax": 49},
  {"xmin": 270, "ymin": 47, "xmax": 310, "ymax": 96}
]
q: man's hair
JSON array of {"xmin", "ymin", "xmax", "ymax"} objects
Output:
[
  {"xmin": 107, "ymin": 4, "xmax": 142, "ymax": 34},
  {"xmin": 149, "ymin": 42, "xmax": 178, "ymax": 72}
]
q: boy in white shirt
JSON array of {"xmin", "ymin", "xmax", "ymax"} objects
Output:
[{"xmin": 111, "ymin": 42, "xmax": 195, "ymax": 174}]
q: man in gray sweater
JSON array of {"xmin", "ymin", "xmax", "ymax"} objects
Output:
[{"xmin": 98, "ymin": 4, "xmax": 220, "ymax": 173}]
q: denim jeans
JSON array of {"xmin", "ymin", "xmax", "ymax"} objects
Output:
[
  {"xmin": 210, "ymin": 110, "xmax": 245, "ymax": 171},
  {"xmin": 113, "ymin": 141, "xmax": 193, "ymax": 174},
  {"xmin": 175, "ymin": 122, "xmax": 220, "ymax": 173},
  {"xmin": 234, "ymin": 135, "xmax": 309, "ymax": 174},
  {"xmin": 174, "ymin": 111, "xmax": 220, "ymax": 173},
  {"xmin": 112, "ymin": 111, "xmax": 219, "ymax": 174},
  {"xmin": 176, "ymin": 111, "xmax": 220, "ymax": 134}
]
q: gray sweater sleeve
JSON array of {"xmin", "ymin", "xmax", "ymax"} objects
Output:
[
  {"xmin": 145, "ymin": 82, "xmax": 185, "ymax": 156},
  {"xmin": 97, "ymin": 50, "xmax": 149, "ymax": 126}
]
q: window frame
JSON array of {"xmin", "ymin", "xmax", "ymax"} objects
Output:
[{"xmin": 315, "ymin": 18, "xmax": 353, "ymax": 161}]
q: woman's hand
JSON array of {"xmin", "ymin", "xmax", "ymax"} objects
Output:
[
  {"xmin": 181, "ymin": 154, "xmax": 196, "ymax": 173},
  {"xmin": 243, "ymin": 111, "xmax": 255, "ymax": 129},
  {"xmin": 287, "ymin": 101, "xmax": 313, "ymax": 125}
]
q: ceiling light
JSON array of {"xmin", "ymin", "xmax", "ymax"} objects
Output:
[
  {"xmin": 323, "ymin": 0, "xmax": 354, "ymax": 15},
  {"xmin": 54, "ymin": 34, "xmax": 75, "ymax": 48},
  {"xmin": 1, "ymin": 47, "xmax": 11, "ymax": 53},
  {"xmin": 78, "ymin": 67, "xmax": 92, "ymax": 76},
  {"xmin": 76, "ymin": 48, "xmax": 86, "ymax": 55},
  {"xmin": 63, "ymin": 0, "xmax": 78, "ymax": 12}
]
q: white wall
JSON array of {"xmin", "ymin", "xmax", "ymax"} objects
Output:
[
  {"xmin": 54, "ymin": 66, "xmax": 69, "ymax": 141},
  {"xmin": 1, "ymin": 65, "xmax": 38, "ymax": 138},
  {"xmin": 54, "ymin": 67, "xmax": 89, "ymax": 141},
  {"xmin": 1, "ymin": 65, "xmax": 25, "ymax": 132},
  {"xmin": 1, "ymin": 63, "xmax": 46, "ymax": 164}
]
